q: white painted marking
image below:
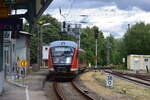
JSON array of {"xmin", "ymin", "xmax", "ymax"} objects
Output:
[
  {"xmin": 6, "ymin": 80, "xmax": 30, "ymax": 100},
  {"xmin": 25, "ymin": 86, "xmax": 30, "ymax": 100}
]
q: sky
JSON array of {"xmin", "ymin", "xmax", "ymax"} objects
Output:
[{"xmin": 44, "ymin": 0, "xmax": 150, "ymax": 38}]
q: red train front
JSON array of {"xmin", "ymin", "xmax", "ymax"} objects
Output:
[{"xmin": 48, "ymin": 41, "xmax": 80, "ymax": 74}]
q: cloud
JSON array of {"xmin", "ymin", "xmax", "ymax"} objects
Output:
[
  {"xmin": 45, "ymin": 2, "xmax": 150, "ymax": 38},
  {"xmin": 49, "ymin": 0, "xmax": 112, "ymax": 9},
  {"xmin": 48, "ymin": 0, "xmax": 150, "ymax": 12},
  {"xmin": 100, "ymin": 0, "xmax": 150, "ymax": 11}
]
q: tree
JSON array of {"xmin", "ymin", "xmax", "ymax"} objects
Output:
[
  {"xmin": 123, "ymin": 22, "xmax": 150, "ymax": 55},
  {"xmin": 81, "ymin": 27, "xmax": 95, "ymax": 64},
  {"xmin": 80, "ymin": 26, "xmax": 105, "ymax": 65},
  {"xmin": 24, "ymin": 14, "xmax": 76, "ymax": 64}
]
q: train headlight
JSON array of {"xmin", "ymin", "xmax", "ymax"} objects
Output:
[{"xmin": 66, "ymin": 57, "xmax": 72, "ymax": 64}]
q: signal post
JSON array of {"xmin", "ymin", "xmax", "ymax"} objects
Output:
[{"xmin": 94, "ymin": 27, "xmax": 99, "ymax": 69}]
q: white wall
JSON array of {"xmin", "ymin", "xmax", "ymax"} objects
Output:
[
  {"xmin": 16, "ymin": 36, "xmax": 27, "ymax": 60},
  {"xmin": 42, "ymin": 46, "xmax": 49, "ymax": 60},
  {"xmin": 16, "ymin": 48, "xmax": 27, "ymax": 60},
  {"xmin": 127, "ymin": 55, "xmax": 150, "ymax": 70}
]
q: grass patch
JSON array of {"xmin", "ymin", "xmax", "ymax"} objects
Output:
[
  {"xmin": 95, "ymin": 72, "xmax": 150, "ymax": 100},
  {"xmin": 94, "ymin": 77, "xmax": 106, "ymax": 86}
]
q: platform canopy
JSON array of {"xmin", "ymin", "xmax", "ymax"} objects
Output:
[{"xmin": 2, "ymin": 0, "xmax": 53, "ymax": 31}]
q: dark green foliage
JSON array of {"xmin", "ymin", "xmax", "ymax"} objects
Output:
[
  {"xmin": 24, "ymin": 15, "xmax": 150, "ymax": 67},
  {"xmin": 106, "ymin": 36, "xmax": 123, "ymax": 65},
  {"xmin": 121, "ymin": 22, "xmax": 150, "ymax": 68},
  {"xmin": 123, "ymin": 22, "xmax": 150, "ymax": 55},
  {"xmin": 24, "ymin": 14, "xmax": 76, "ymax": 64},
  {"xmin": 30, "ymin": 34, "xmax": 38, "ymax": 63},
  {"xmin": 81, "ymin": 26, "xmax": 105, "ymax": 65}
]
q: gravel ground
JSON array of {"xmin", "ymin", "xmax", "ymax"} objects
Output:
[
  {"xmin": 79, "ymin": 71, "xmax": 150, "ymax": 100},
  {"xmin": 44, "ymin": 82, "xmax": 59, "ymax": 100},
  {"xmin": 79, "ymin": 72, "xmax": 132, "ymax": 100},
  {"xmin": 94, "ymin": 71, "xmax": 150, "ymax": 100},
  {"xmin": 74, "ymin": 75, "xmax": 104, "ymax": 100},
  {"xmin": 59, "ymin": 82, "xmax": 88, "ymax": 100}
]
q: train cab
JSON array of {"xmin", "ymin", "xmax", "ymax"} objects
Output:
[{"xmin": 48, "ymin": 41, "xmax": 79, "ymax": 73}]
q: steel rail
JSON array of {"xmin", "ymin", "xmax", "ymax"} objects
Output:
[
  {"xmin": 119, "ymin": 72, "xmax": 150, "ymax": 82},
  {"xmin": 71, "ymin": 81, "xmax": 96, "ymax": 100},
  {"xmin": 53, "ymin": 82, "xmax": 67, "ymax": 100},
  {"xmin": 105, "ymin": 70, "xmax": 150, "ymax": 87}
]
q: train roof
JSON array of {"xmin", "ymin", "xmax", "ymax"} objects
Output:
[{"xmin": 50, "ymin": 41, "xmax": 78, "ymax": 48}]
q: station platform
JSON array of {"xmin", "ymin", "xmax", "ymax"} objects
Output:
[{"xmin": 0, "ymin": 69, "xmax": 49, "ymax": 100}]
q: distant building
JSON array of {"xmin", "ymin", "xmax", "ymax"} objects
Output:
[
  {"xmin": 42, "ymin": 46, "xmax": 49, "ymax": 67},
  {"xmin": 127, "ymin": 55, "xmax": 150, "ymax": 70}
]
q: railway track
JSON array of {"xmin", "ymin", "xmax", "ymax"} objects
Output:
[
  {"xmin": 53, "ymin": 81, "xmax": 95, "ymax": 100},
  {"xmin": 105, "ymin": 70, "xmax": 150, "ymax": 87}
]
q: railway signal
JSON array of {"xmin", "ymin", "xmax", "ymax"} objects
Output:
[
  {"xmin": 93, "ymin": 26, "xmax": 99, "ymax": 39},
  {"xmin": 61, "ymin": 21, "xmax": 67, "ymax": 32}
]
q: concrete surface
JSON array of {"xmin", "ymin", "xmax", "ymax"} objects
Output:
[
  {"xmin": 0, "ymin": 71, "xmax": 4, "ymax": 95},
  {"xmin": 0, "ymin": 69, "xmax": 49, "ymax": 100}
]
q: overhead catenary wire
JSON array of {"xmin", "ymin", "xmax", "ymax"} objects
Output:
[{"xmin": 59, "ymin": 0, "xmax": 76, "ymax": 21}]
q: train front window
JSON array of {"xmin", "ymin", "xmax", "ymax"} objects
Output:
[{"xmin": 51, "ymin": 47, "xmax": 74, "ymax": 64}]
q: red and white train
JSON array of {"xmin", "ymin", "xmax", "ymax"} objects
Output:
[{"xmin": 48, "ymin": 41, "xmax": 86, "ymax": 74}]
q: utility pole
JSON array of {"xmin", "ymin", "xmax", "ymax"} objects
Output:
[
  {"xmin": 95, "ymin": 39, "xmax": 98, "ymax": 68},
  {"xmin": 94, "ymin": 27, "xmax": 99, "ymax": 68},
  {"xmin": 128, "ymin": 24, "xmax": 130, "ymax": 30},
  {"xmin": 37, "ymin": 21, "xmax": 43, "ymax": 70},
  {"xmin": 37, "ymin": 22, "xmax": 50, "ymax": 69},
  {"xmin": 75, "ymin": 24, "xmax": 81, "ymax": 48},
  {"xmin": 40, "ymin": 25, "xmax": 42, "ymax": 68}
]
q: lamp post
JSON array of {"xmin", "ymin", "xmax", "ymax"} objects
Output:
[{"xmin": 37, "ymin": 21, "xmax": 50, "ymax": 69}]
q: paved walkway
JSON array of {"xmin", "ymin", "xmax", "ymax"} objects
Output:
[
  {"xmin": 1, "ymin": 82, "xmax": 26, "ymax": 100},
  {"xmin": 0, "ymin": 70, "xmax": 49, "ymax": 100}
]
